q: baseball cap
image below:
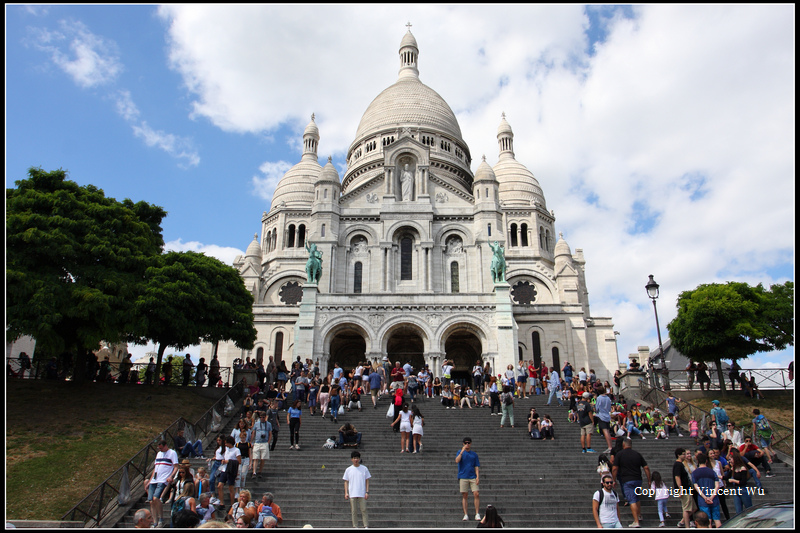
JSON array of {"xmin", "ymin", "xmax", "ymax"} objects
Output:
[
  {"xmin": 582, "ymin": 392, "xmax": 591, "ymax": 399},
  {"xmin": 712, "ymin": 400, "xmax": 720, "ymax": 405}
]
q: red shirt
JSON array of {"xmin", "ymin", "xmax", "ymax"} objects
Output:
[
  {"xmin": 528, "ymin": 365, "xmax": 537, "ymax": 378},
  {"xmin": 739, "ymin": 443, "xmax": 758, "ymax": 455}
]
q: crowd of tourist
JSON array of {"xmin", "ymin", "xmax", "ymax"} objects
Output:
[{"xmin": 126, "ymin": 355, "xmax": 784, "ymax": 528}]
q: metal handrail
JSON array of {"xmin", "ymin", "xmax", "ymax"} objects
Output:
[
  {"xmin": 639, "ymin": 382, "xmax": 793, "ymax": 457},
  {"xmin": 6, "ymin": 357, "xmax": 232, "ymax": 387},
  {"xmin": 633, "ymin": 366, "xmax": 793, "ymax": 391},
  {"xmin": 60, "ymin": 379, "xmax": 244, "ymax": 526}
]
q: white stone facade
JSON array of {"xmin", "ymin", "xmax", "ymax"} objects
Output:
[{"xmin": 202, "ymin": 29, "xmax": 620, "ymax": 383}]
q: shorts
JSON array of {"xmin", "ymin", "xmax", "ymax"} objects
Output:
[
  {"xmin": 679, "ymin": 492, "xmax": 697, "ymax": 513},
  {"xmin": 517, "ymin": 376, "xmax": 526, "ymax": 383},
  {"xmin": 698, "ymin": 503, "xmax": 721, "ymax": 522},
  {"xmin": 581, "ymin": 423, "xmax": 594, "ymax": 436},
  {"xmin": 252, "ymin": 442, "xmax": 270, "ymax": 461},
  {"xmin": 146, "ymin": 482, "xmax": 167, "ymax": 501},
  {"xmin": 371, "ymin": 388, "xmax": 380, "ymax": 397},
  {"xmin": 218, "ymin": 461, "xmax": 239, "ymax": 486},
  {"xmin": 459, "ymin": 478, "xmax": 478, "ymax": 493},
  {"xmin": 597, "ymin": 419, "xmax": 611, "ymax": 432},
  {"xmin": 527, "ymin": 377, "xmax": 535, "ymax": 386},
  {"xmin": 758, "ymin": 436, "xmax": 771, "ymax": 448},
  {"xmin": 400, "ymin": 422, "xmax": 412, "ymax": 433},
  {"xmin": 622, "ymin": 480, "xmax": 642, "ymax": 504}
]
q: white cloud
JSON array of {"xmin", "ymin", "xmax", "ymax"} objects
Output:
[
  {"xmin": 165, "ymin": 238, "xmax": 244, "ymax": 266},
  {"xmin": 252, "ymin": 160, "xmax": 293, "ymax": 202},
  {"xmin": 157, "ymin": 5, "xmax": 794, "ymax": 363},
  {"xmin": 131, "ymin": 121, "xmax": 200, "ymax": 168},
  {"xmin": 29, "ymin": 19, "xmax": 122, "ymax": 88}
]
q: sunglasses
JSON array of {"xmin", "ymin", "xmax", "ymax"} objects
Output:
[{"xmin": 603, "ymin": 481, "xmax": 614, "ymax": 485}]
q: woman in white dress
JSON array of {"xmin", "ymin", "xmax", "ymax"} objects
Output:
[
  {"xmin": 411, "ymin": 406, "xmax": 425, "ymax": 453},
  {"xmin": 390, "ymin": 403, "xmax": 414, "ymax": 453}
]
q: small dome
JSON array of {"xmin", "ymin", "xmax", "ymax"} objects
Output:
[
  {"xmin": 304, "ymin": 113, "xmax": 319, "ymax": 139},
  {"xmin": 270, "ymin": 157, "xmax": 321, "ymax": 210},
  {"xmin": 474, "ymin": 155, "xmax": 497, "ymax": 183},
  {"xmin": 400, "ymin": 29, "xmax": 418, "ymax": 50},
  {"xmin": 554, "ymin": 232, "xmax": 571, "ymax": 257},
  {"xmin": 245, "ymin": 234, "xmax": 262, "ymax": 260},
  {"xmin": 497, "ymin": 113, "xmax": 513, "ymax": 136},
  {"xmin": 317, "ymin": 156, "xmax": 341, "ymax": 185}
]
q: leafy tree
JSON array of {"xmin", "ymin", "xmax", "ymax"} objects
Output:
[
  {"xmin": 130, "ymin": 251, "xmax": 257, "ymax": 384},
  {"xmin": 667, "ymin": 281, "xmax": 794, "ymax": 395},
  {"xmin": 7, "ymin": 168, "xmax": 166, "ymax": 382}
]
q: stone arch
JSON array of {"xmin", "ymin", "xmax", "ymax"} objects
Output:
[
  {"xmin": 385, "ymin": 219, "xmax": 427, "ymax": 242},
  {"xmin": 339, "ymin": 223, "xmax": 379, "ymax": 247},
  {"xmin": 434, "ymin": 223, "xmax": 474, "ymax": 246},
  {"xmin": 324, "ymin": 321, "xmax": 371, "ymax": 374},
  {"xmin": 506, "ymin": 270, "xmax": 557, "ymax": 304},
  {"xmin": 380, "ymin": 320, "xmax": 430, "ymax": 373},
  {"xmin": 438, "ymin": 321, "xmax": 486, "ymax": 386},
  {"xmin": 263, "ymin": 271, "xmax": 306, "ymax": 305}
]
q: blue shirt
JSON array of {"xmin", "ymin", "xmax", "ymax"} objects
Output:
[
  {"xmin": 288, "ymin": 407, "xmax": 302, "ymax": 419},
  {"xmin": 333, "ymin": 367, "xmax": 343, "ymax": 380},
  {"xmin": 595, "ymin": 394, "xmax": 611, "ymax": 422},
  {"xmin": 456, "ymin": 450, "xmax": 480, "ymax": 479},
  {"xmin": 368, "ymin": 371, "xmax": 382, "ymax": 390},
  {"xmin": 692, "ymin": 466, "xmax": 719, "ymax": 506},
  {"xmin": 253, "ymin": 420, "xmax": 272, "ymax": 443}
]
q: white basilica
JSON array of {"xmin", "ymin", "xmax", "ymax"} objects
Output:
[{"xmin": 202, "ymin": 29, "xmax": 620, "ymax": 383}]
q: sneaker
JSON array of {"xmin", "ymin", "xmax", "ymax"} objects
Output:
[
  {"xmin": 586, "ymin": 448, "xmax": 597, "ymax": 453},
  {"xmin": 475, "ymin": 514, "xmax": 481, "ymax": 521},
  {"xmin": 678, "ymin": 434, "xmax": 684, "ymax": 437},
  {"xmin": 659, "ymin": 522, "xmax": 665, "ymax": 527},
  {"xmin": 289, "ymin": 445, "xmax": 295, "ymax": 450},
  {"xmin": 665, "ymin": 512, "xmax": 670, "ymax": 518},
  {"xmin": 641, "ymin": 436, "xmax": 646, "ymax": 439},
  {"xmin": 766, "ymin": 473, "xmax": 775, "ymax": 478},
  {"xmin": 677, "ymin": 522, "xmax": 684, "ymax": 528},
  {"xmin": 629, "ymin": 523, "xmax": 641, "ymax": 528},
  {"xmin": 582, "ymin": 449, "xmax": 587, "ymax": 453},
  {"xmin": 603, "ymin": 448, "xmax": 612, "ymax": 454},
  {"xmin": 463, "ymin": 514, "xmax": 469, "ymax": 521},
  {"xmin": 295, "ymin": 444, "xmax": 301, "ymax": 450}
]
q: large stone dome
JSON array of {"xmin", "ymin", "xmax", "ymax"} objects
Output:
[{"xmin": 353, "ymin": 78, "xmax": 463, "ymax": 143}]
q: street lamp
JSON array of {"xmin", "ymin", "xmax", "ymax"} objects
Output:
[{"xmin": 645, "ymin": 275, "xmax": 670, "ymax": 390}]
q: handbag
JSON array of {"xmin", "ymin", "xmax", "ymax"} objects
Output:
[
  {"xmin": 338, "ymin": 404, "xmax": 345, "ymax": 415},
  {"xmin": 530, "ymin": 427, "xmax": 542, "ymax": 440},
  {"xmin": 386, "ymin": 404, "xmax": 394, "ymax": 418}
]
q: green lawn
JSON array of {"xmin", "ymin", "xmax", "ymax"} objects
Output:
[{"xmin": 6, "ymin": 380, "xmax": 218, "ymax": 520}]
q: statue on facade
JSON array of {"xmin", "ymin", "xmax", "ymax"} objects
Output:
[
  {"xmin": 489, "ymin": 240, "xmax": 506, "ymax": 283},
  {"xmin": 305, "ymin": 241, "xmax": 323, "ymax": 284},
  {"xmin": 400, "ymin": 163, "xmax": 414, "ymax": 201}
]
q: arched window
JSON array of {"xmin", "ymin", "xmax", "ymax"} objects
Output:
[
  {"xmin": 545, "ymin": 230, "xmax": 552, "ymax": 253},
  {"xmin": 297, "ymin": 224, "xmax": 306, "ymax": 248},
  {"xmin": 274, "ymin": 332, "xmax": 284, "ymax": 364},
  {"xmin": 487, "ymin": 223, "xmax": 492, "ymax": 237},
  {"xmin": 532, "ymin": 332, "xmax": 542, "ymax": 367},
  {"xmin": 272, "ymin": 232, "xmax": 277, "ymax": 251},
  {"xmin": 510, "ymin": 223, "xmax": 518, "ymax": 247},
  {"xmin": 354, "ymin": 262, "xmax": 363, "ymax": 293},
  {"xmin": 287, "ymin": 225, "xmax": 296, "ymax": 248},
  {"xmin": 400, "ymin": 237, "xmax": 413, "ymax": 280},
  {"xmin": 321, "ymin": 224, "xmax": 326, "ymax": 237},
  {"xmin": 256, "ymin": 347, "xmax": 264, "ymax": 365},
  {"xmin": 450, "ymin": 261, "xmax": 459, "ymax": 293},
  {"xmin": 551, "ymin": 347, "xmax": 560, "ymax": 371},
  {"xmin": 521, "ymin": 223, "xmax": 529, "ymax": 247},
  {"xmin": 539, "ymin": 227, "xmax": 545, "ymax": 249}
]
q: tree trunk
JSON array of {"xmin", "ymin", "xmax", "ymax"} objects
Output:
[
  {"xmin": 151, "ymin": 343, "xmax": 167, "ymax": 386},
  {"xmin": 715, "ymin": 357, "xmax": 727, "ymax": 397}
]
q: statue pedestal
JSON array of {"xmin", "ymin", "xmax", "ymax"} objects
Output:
[
  {"xmin": 294, "ymin": 284, "xmax": 319, "ymax": 360},
  {"xmin": 494, "ymin": 283, "xmax": 518, "ymax": 372}
]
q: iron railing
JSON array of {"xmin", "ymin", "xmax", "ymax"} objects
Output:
[
  {"xmin": 59, "ymin": 379, "xmax": 244, "ymax": 527},
  {"xmin": 6, "ymin": 357, "xmax": 232, "ymax": 387},
  {"xmin": 638, "ymin": 366, "xmax": 793, "ymax": 392},
  {"xmin": 640, "ymin": 382, "xmax": 794, "ymax": 457}
]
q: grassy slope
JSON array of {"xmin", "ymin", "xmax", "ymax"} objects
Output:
[{"xmin": 6, "ymin": 380, "xmax": 217, "ymax": 520}]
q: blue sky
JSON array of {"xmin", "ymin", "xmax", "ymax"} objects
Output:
[{"xmin": 6, "ymin": 5, "xmax": 794, "ymax": 369}]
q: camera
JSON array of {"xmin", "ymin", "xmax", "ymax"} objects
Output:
[{"xmin": 261, "ymin": 434, "xmax": 267, "ymax": 439}]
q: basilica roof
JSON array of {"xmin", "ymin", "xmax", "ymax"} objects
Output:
[{"xmin": 269, "ymin": 115, "xmax": 322, "ymax": 211}]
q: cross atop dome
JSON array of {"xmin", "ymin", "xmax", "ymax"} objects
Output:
[{"xmin": 406, "ymin": 21, "xmax": 412, "ymax": 31}]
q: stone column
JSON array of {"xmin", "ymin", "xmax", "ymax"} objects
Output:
[
  {"xmin": 294, "ymin": 284, "xmax": 319, "ymax": 361},
  {"xmin": 494, "ymin": 283, "xmax": 518, "ymax": 373}
]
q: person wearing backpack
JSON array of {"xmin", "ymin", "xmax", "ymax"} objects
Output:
[
  {"xmin": 751, "ymin": 409, "xmax": 775, "ymax": 463},
  {"xmin": 499, "ymin": 385, "xmax": 515, "ymax": 428},
  {"xmin": 592, "ymin": 474, "xmax": 622, "ymax": 528},
  {"xmin": 171, "ymin": 482, "xmax": 198, "ymax": 527},
  {"xmin": 709, "ymin": 400, "xmax": 729, "ymax": 428}
]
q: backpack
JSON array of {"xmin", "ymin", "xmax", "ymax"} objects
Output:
[
  {"xmin": 594, "ymin": 488, "xmax": 618, "ymax": 506},
  {"xmin": 754, "ymin": 415, "xmax": 772, "ymax": 437},
  {"xmin": 171, "ymin": 496, "xmax": 187, "ymax": 518},
  {"xmin": 530, "ymin": 427, "xmax": 542, "ymax": 439},
  {"xmin": 503, "ymin": 393, "xmax": 514, "ymax": 406},
  {"xmin": 712, "ymin": 407, "xmax": 729, "ymax": 426}
]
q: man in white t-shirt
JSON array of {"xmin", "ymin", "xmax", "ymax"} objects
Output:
[
  {"xmin": 216, "ymin": 436, "xmax": 242, "ymax": 509},
  {"xmin": 144, "ymin": 440, "xmax": 179, "ymax": 527},
  {"xmin": 592, "ymin": 474, "xmax": 622, "ymax": 528},
  {"xmin": 343, "ymin": 451, "xmax": 371, "ymax": 528}
]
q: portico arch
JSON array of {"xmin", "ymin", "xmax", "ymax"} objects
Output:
[
  {"xmin": 382, "ymin": 322, "xmax": 427, "ymax": 373},
  {"xmin": 441, "ymin": 324, "xmax": 484, "ymax": 386}
]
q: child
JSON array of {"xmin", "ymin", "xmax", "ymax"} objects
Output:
[
  {"xmin": 597, "ymin": 454, "xmax": 612, "ymax": 481},
  {"xmin": 654, "ymin": 421, "xmax": 667, "ymax": 440},
  {"xmin": 689, "ymin": 414, "xmax": 699, "ymax": 445},
  {"xmin": 650, "ymin": 471, "xmax": 670, "ymax": 527},
  {"xmin": 541, "ymin": 414, "xmax": 555, "ymax": 440},
  {"xmin": 195, "ymin": 467, "xmax": 211, "ymax": 497}
]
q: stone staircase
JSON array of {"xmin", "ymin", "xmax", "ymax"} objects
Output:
[{"xmin": 117, "ymin": 392, "xmax": 794, "ymax": 528}]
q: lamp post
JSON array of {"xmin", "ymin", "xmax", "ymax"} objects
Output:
[{"xmin": 645, "ymin": 275, "xmax": 670, "ymax": 390}]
